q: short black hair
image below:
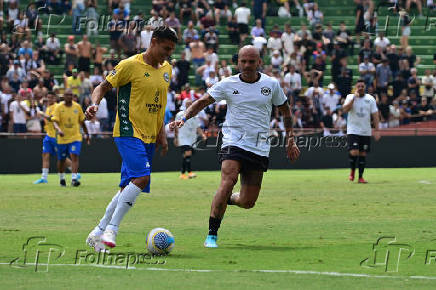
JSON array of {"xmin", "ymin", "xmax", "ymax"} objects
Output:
[
  {"xmin": 152, "ymin": 26, "xmax": 178, "ymax": 43},
  {"xmin": 356, "ymin": 79, "xmax": 365, "ymax": 84}
]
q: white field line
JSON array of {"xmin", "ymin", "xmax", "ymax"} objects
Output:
[{"xmin": 2, "ymin": 262, "xmax": 436, "ymax": 280}]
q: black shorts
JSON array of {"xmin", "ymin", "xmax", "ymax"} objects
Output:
[
  {"xmin": 180, "ymin": 145, "xmax": 193, "ymax": 153},
  {"xmin": 78, "ymin": 57, "xmax": 90, "ymax": 73},
  {"xmin": 347, "ymin": 134, "xmax": 371, "ymax": 152},
  {"xmin": 219, "ymin": 146, "xmax": 269, "ymax": 172},
  {"xmin": 237, "ymin": 23, "xmax": 249, "ymax": 34}
]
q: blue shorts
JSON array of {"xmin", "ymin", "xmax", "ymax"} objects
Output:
[
  {"xmin": 57, "ymin": 141, "xmax": 82, "ymax": 160},
  {"xmin": 114, "ymin": 137, "xmax": 155, "ymax": 193},
  {"xmin": 42, "ymin": 136, "xmax": 58, "ymax": 155}
]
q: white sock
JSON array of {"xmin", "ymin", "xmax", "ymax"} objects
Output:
[
  {"xmin": 95, "ymin": 190, "xmax": 121, "ymax": 234},
  {"xmin": 59, "ymin": 173, "xmax": 65, "ymax": 180},
  {"xmin": 106, "ymin": 182, "xmax": 142, "ymax": 232},
  {"xmin": 42, "ymin": 168, "xmax": 49, "ymax": 179},
  {"xmin": 72, "ymin": 173, "xmax": 78, "ymax": 180}
]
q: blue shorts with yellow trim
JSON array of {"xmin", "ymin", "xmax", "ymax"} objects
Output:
[
  {"xmin": 114, "ymin": 137, "xmax": 155, "ymax": 193},
  {"xmin": 57, "ymin": 141, "xmax": 82, "ymax": 160},
  {"xmin": 42, "ymin": 135, "xmax": 58, "ymax": 155}
]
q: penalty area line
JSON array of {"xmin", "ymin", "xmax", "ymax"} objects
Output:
[{"xmin": 2, "ymin": 263, "xmax": 436, "ymax": 280}]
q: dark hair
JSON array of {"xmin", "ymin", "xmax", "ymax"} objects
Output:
[
  {"xmin": 152, "ymin": 26, "xmax": 178, "ymax": 43},
  {"xmin": 356, "ymin": 79, "xmax": 365, "ymax": 84},
  {"xmin": 47, "ymin": 91, "xmax": 56, "ymax": 96}
]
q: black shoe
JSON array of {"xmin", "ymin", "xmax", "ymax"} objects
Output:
[
  {"xmin": 71, "ymin": 179, "xmax": 81, "ymax": 187},
  {"xmin": 60, "ymin": 179, "xmax": 66, "ymax": 187}
]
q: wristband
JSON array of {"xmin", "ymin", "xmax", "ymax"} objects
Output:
[
  {"xmin": 182, "ymin": 116, "xmax": 187, "ymax": 122},
  {"xmin": 92, "ymin": 103, "xmax": 99, "ymax": 107}
]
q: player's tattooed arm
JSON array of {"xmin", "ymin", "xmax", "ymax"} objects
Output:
[
  {"xmin": 278, "ymin": 101, "xmax": 295, "ymax": 140},
  {"xmin": 184, "ymin": 94, "xmax": 215, "ymax": 120}
]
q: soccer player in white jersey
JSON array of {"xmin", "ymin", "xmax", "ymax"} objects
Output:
[
  {"xmin": 170, "ymin": 46, "xmax": 300, "ymax": 248},
  {"xmin": 174, "ymin": 99, "xmax": 207, "ymax": 179},
  {"xmin": 343, "ymin": 79, "xmax": 381, "ymax": 183}
]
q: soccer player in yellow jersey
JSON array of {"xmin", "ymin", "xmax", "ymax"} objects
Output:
[
  {"xmin": 52, "ymin": 88, "xmax": 90, "ymax": 187},
  {"xmin": 84, "ymin": 26, "xmax": 178, "ymax": 250},
  {"xmin": 33, "ymin": 91, "xmax": 59, "ymax": 184}
]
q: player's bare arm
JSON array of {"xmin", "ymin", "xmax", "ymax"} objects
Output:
[
  {"xmin": 157, "ymin": 124, "xmax": 168, "ymax": 156},
  {"xmin": 85, "ymin": 80, "xmax": 113, "ymax": 119},
  {"xmin": 53, "ymin": 120, "xmax": 64, "ymax": 137},
  {"xmin": 169, "ymin": 95, "xmax": 215, "ymax": 129},
  {"xmin": 278, "ymin": 101, "xmax": 300, "ymax": 162},
  {"xmin": 342, "ymin": 95, "xmax": 355, "ymax": 113},
  {"xmin": 81, "ymin": 120, "xmax": 91, "ymax": 144},
  {"xmin": 372, "ymin": 111, "xmax": 381, "ymax": 141}
]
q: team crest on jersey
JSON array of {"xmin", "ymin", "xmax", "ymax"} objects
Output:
[
  {"xmin": 261, "ymin": 87, "xmax": 271, "ymax": 96},
  {"xmin": 163, "ymin": 72, "xmax": 169, "ymax": 82},
  {"xmin": 111, "ymin": 69, "xmax": 117, "ymax": 76},
  {"xmin": 74, "ymin": 109, "xmax": 78, "ymax": 114}
]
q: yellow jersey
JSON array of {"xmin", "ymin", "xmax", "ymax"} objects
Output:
[
  {"xmin": 106, "ymin": 54, "xmax": 171, "ymax": 143},
  {"xmin": 52, "ymin": 101, "xmax": 85, "ymax": 144},
  {"xmin": 66, "ymin": 76, "xmax": 81, "ymax": 96},
  {"xmin": 44, "ymin": 103, "xmax": 58, "ymax": 138}
]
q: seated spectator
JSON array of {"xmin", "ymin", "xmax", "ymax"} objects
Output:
[
  {"xmin": 376, "ymin": 58, "xmax": 392, "ymax": 95},
  {"xmin": 378, "ymin": 93, "xmax": 390, "ymax": 128},
  {"xmin": 251, "ymin": 19, "xmax": 265, "ymax": 38},
  {"xmin": 320, "ymin": 107, "xmax": 333, "ymax": 136},
  {"xmin": 183, "ymin": 21, "xmax": 198, "ymax": 46},
  {"xmin": 200, "ymin": 12, "xmax": 216, "ymax": 29},
  {"xmin": 179, "ymin": 0, "xmax": 193, "ymax": 23},
  {"xmin": 147, "ymin": 9, "xmax": 164, "ymax": 28},
  {"xmin": 307, "ymin": 2, "xmax": 323, "ymax": 26},
  {"xmin": 214, "ymin": 0, "xmax": 232, "ymax": 24},
  {"xmin": 336, "ymin": 22, "xmax": 353, "ymax": 55},
  {"xmin": 321, "ymin": 83, "xmax": 341, "ymax": 114},
  {"xmin": 165, "ymin": 11, "xmax": 181, "ymax": 40},
  {"xmin": 267, "ymin": 30, "xmax": 282, "ymax": 55},
  {"xmin": 218, "ymin": 59, "xmax": 232, "ymax": 80},
  {"xmin": 45, "ymin": 33, "xmax": 61, "ymax": 65},
  {"xmin": 203, "ymin": 27, "xmax": 219, "ymax": 50},
  {"xmin": 389, "ymin": 100, "xmax": 401, "ymax": 127},
  {"xmin": 386, "ymin": 44, "xmax": 400, "ymax": 79},
  {"xmin": 416, "ymin": 97, "xmax": 433, "ymax": 122},
  {"xmin": 194, "ymin": 0, "xmax": 210, "ymax": 22},
  {"xmin": 358, "ymin": 39, "xmax": 373, "ymax": 64},
  {"xmin": 374, "ymin": 31, "xmax": 390, "ymax": 51},
  {"xmin": 407, "ymin": 67, "xmax": 420, "ymax": 96},
  {"xmin": 7, "ymin": 60, "xmax": 26, "ymax": 83},
  {"xmin": 271, "ymin": 50, "xmax": 284, "ymax": 69},
  {"xmin": 205, "ymin": 70, "xmax": 219, "ymax": 88},
  {"xmin": 422, "ymin": 69, "xmax": 435, "ymax": 102},
  {"xmin": 234, "ymin": 2, "xmax": 251, "ymax": 45},
  {"xmin": 227, "ymin": 16, "xmax": 240, "ymax": 45},
  {"xmin": 252, "ymin": 32, "xmax": 268, "ymax": 57},
  {"xmin": 9, "ymin": 93, "xmax": 29, "ymax": 133},
  {"xmin": 284, "ymin": 65, "xmax": 302, "ymax": 101}
]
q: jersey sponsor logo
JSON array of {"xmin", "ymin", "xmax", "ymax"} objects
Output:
[
  {"xmin": 154, "ymin": 91, "xmax": 159, "ymax": 103},
  {"xmin": 145, "ymin": 162, "xmax": 150, "ymax": 168},
  {"xmin": 233, "ymin": 90, "xmax": 240, "ymax": 94},
  {"xmin": 163, "ymin": 72, "xmax": 169, "ymax": 83},
  {"xmin": 111, "ymin": 69, "xmax": 117, "ymax": 76},
  {"xmin": 261, "ymin": 87, "xmax": 271, "ymax": 96}
]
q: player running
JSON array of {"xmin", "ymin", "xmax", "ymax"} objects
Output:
[
  {"xmin": 85, "ymin": 26, "xmax": 177, "ymax": 250},
  {"xmin": 343, "ymin": 79, "xmax": 380, "ymax": 183},
  {"xmin": 174, "ymin": 99, "xmax": 207, "ymax": 179},
  {"xmin": 52, "ymin": 88, "xmax": 90, "ymax": 187},
  {"xmin": 170, "ymin": 45, "xmax": 300, "ymax": 248}
]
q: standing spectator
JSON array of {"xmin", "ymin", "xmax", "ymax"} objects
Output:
[
  {"xmin": 214, "ymin": 0, "xmax": 232, "ymax": 24},
  {"xmin": 378, "ymin": 93, "xmax": 390, "ymax": 128},
  {"xmin": 307, "ymin": 2, "xmax": 323, "ymax": 26},
  {"xmin": 355, "ymin": 0, "xmax": 365, "ymax": 45},
  {"xmin": 281, "ymin": 24, "xmax": 295, "ymax": 63},
  {"xmin": 389, "ymin": 100, "xmax": 400, "ymax": 127},
  {"xmin": 271, "ymin": 50, "xmax": 284, "ymax": 69},
  {"xmin": 252, "ymin": 32, "xmax": 268, "ymax": 58},
  {"xmin": 64, "ymin": 35, "xmax": 78, "ymax": 72},
  {"xmin": 7, "ymin": 60, "xmax": 26, "ymax": 83},
  {"xmin": 108, "ymin": 12, "xmax": 123, "ymax": 58},
  {"xmin": 72, "ymin": 0, "xmax": 86, "ymax": 34},
  {"xmin": 422, "ymin": 69, "xmax": 435, "ymax": 103},
  {"xmin": 358, "ymin": 39, "xmax": 373, "ymax": 64},
  {"xmin": 119, "ymin": 22, "xmax": 137, "ymax": 57},
  {"xmin": 376, "ymin": 58, "xmax": 392, "ymax": 95},
  {"xmin": 253, "ymin": 0, "xmax": 267, "ymax": 27},
  {"xmin": 179, "ymin": 0, "xmax": 193, "ymax": 22},
  {"xmin": 403, "ymin": 46, "xmax": 420, "ymax": 68},
  {"xmin": 267, "ymin": 30, "xmax": 283, "ymax": 55},
  {"xmin": 9, "ymin": 93, "xmax": 29, "ymax": 133},
  {"xmin": 227, "ymin": 16, "xmax": 240, "ymax": 45},
  {"xmin": 77, "ymin": 35, "xmax": 92, "ymax": 75},
  {"xmin": 284, "ymin": 65, "xmax": 301, "ymax": 101},
  {"xmin": 183, "ymin": 21, "xmax": 198, "ymax": 46},
  {"xmin": 399, "ymin": 9, "xmax": 411, "ymax": 48},
  {"xmin": 336, "ymin": 62, "xmax": 353, "ymax": 99},
  {"xmin": 234, "ymin": 2, "xmax": 251, "ymax": 45},
  {"xmin": 406, "ymin": 0, "xmax": 423, "ymax": 16},
  {"xmin": 204, "ymin": 27, "xmax": 219, "ymax": 50},
  {"xmin": 320, "ymin": 107, "xmax": 334, "ymax": 136},
  {"xmin": 336, "ymin": 22, "xmax": 353, "ymax": 55},
  {"xmin": 176, "ymin": 52, "xmax": 191, "ymax": 91},
  {"xmin": 190, "ymin": 35, "xmax": 206, "ymax": 85},
  {"xmin": 321, "ymin": 83, "xmax": 341, "ymax": 113},
  {"xmin": 139, "ymin": 25, "xmax": 153, "ymax": 52},
  {"xmin": 204, "ymin": 47, "xmax": 219, "ymax": 67},
  {"xmin": 194, "ymin": 0, "xmax": 210, "ymax": 22},
  {"xmin": 322, "ymin": 23, "xmax": 336, "ymax": 55},
  {"xmin": 85, "ymin": 0, "xmax": 99, "ymax": 37},
  {"xmin": 358, "ymin": 56, "xmax": 376, "ymax": 90},
  {"xmin": 407, "ymin": 67, "xmax": 420, "ymax": 96},
  {"xmin": 93, "ymin": 42, "xmax": 107, "ymax": 73},
  {"xmin": 386, "ymin": 44, "xmax": 400, "ymax": 79},
  {"xmin": 95, "ymin": 97, "xmax": 109, "ymax": 132}
]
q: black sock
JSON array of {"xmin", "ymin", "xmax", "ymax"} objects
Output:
[
  {"xmin": 227, "ymin": 195, "xmax": 234, "ymax": 205},
  {"xmin": 185, "ymin": 156, "xmax": 191, "ymax": 172},
  {"xmin": 208, "ymin": 216, "xmax": 222, "ymax": 236},
  {"xmin": 358, "ymin": 156, "xmax": 366, "ymax": 178},
  {"xmin": 349, "ymin": 154, "xmax": 358, "ymax": 171},
  {"xmin": 181, "ymin": 157, "xmax": 186, "ymax": 174}
]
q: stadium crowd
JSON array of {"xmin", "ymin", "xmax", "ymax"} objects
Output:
[{"xmin": 0, "ymin": 0, "xmax": 435, "ymax": 137}]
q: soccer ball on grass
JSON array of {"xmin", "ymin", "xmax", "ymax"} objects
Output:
[{"xmin": 146, "ymin": 228, "xmax": 175, "ymax": 255}]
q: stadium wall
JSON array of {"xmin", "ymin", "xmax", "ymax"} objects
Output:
[{"xmin": 1, "ymin": 136, "xmax": 436, "ymax": 174}]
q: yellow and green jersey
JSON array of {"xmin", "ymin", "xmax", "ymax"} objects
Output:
[
  {"xmin": 106, "ymin": 54, "xmax": 171, "ymax": 143},
  {"xmin": 52, "ymin": 101, "xmax": 85, "ymax": 144},
  {"xmin": 44, "ymin": 103, "xmax": 58, "ymax": 138}
]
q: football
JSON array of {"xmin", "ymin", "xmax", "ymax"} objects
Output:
[{"xmin": 146, "ymin": 228, "xmax": 175, "ymax": 255}]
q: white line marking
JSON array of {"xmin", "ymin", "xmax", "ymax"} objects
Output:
[
  {"xmin": 2, "ymin": 263, "xmax": 436, "ymax": 280},
  {"xmin": 418, "ymin": 180, "xmax": 432, "ymax": 184}
]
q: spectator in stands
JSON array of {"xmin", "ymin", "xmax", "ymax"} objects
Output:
[
  {"xmin": 251, "ymin": 19, "xmax": 265, "ymax": 39},
  {"xmin": 271, "ymin": 50, "xmax": 284, "ymax": 70},
  {"xmin": 65, "ymin": 68, "xmax": 81, "ymax": 97},
  {"xmin": 374, "ymin": 31, "xmax": 390, "ymax": 51},
  {"xmin": 376, "ymin": 58, "xmax": 392, "ymax": 95},
  {"xmin": 320, "ymin": 107, "xmax": 333, "ymax": 136},
  {"xmin": 7, "ymin": 0, "xmax": 19, "ymax": 32},
  {"xmin": 108, "ymin": 12, "xmax": 123, "ymax": 58},
  {"xmin": 333, "ymin": 108, "xmax": 346, "ymax": 135},
  {"xmin": 85, "ymin": 0, "xmax": 99, "ymax": 36},
  {"xmin": 416, "ymin": 97, "xmax": 433, "ymax": 122},
  {"xmin": 139, "ymin": 25, "xmax": 153, "ymax": 53},
  {"xmin": 179, "ymin": 0, "xmax": 193, "ymax": 23},
  {"xmin": 72, "ymin": 0, "xmax": 86, "ymax": 34},
  {"xmin": 322, "ymin": 23, "xmax": 336, "ymax": 55},
  {"xmin": 386, "ymin": 44, "xmax": 400, "ymax": 79},
  {"xmin": 33, "ymin": 78, "xmax": 48, "ymax": 101},
  {"xmin": 218, "ymin": 59, "xmax": 232, "ymax": 80},
  {"xmin": 336, "ymin": 22, "xmax": 353, "ymax": 55},
  {"xmin": 355, "ymin": 0, "xmax": 365, "ymax": 45},
  {"xmin": 321, "ymin": 83, "xmax": 341, "ymax": 114},
  {"xmin": 189, "ymin": 35, "xmax": 206, "ymax": 85},
  {"xmin": 176, "ymin": 52, "xmax": 190, "ymax": 91},
  {"xmin": 183, "ymin": 21, "xmax": 198, "ymax": 46},
  {"xmin": 284, "ymin": 65, "xmax": 302, "ymax": 102},
  {"xmin": 200, "ymin": 11, "xmax": 216, "ymax": 30},
  {"xmin": 252, "ymin": 32, "xmax": 267, "ymax": 58},
  {"xmin": 9, "ymin": 93, "xmax": 29, "ymax": 133},
  {"xmin": 204, "ymin": 26, "xmax": 219, "ymax": 50},
  {"xmin": 267, "ymin": 30, "xmax": 283, "ymax": 56},
  {"xmin": 402, "ymin": 46, "xmax": 420, "ymax": 68},
  {"xmin": 407, "ymin": 67, "xmax": 421, "ymax": 96},
  {"xmin": 205, "ymin": 70, "xmax": 219, "ymax": 88},
  {"xmin": 422, "ymin": 69, "xmax": 435, "ymax": 102},
  {"xmin": 359, "ymin": 55, "xmax": 376, "ymax": 90},
  {"xmin": 45, "ymin": 33, "xmax": 61, "ymax": 65},
  {"xmin": 281, "ymin": 24, "xmax": 295, "ymax": 62},
  {"xmin": 119, "ymin": 21, "xmax": 137, "ymax": 57},
  {"xmin": 7, "ymin": 60, "xmax": 26, "ymax": 83},
  {"xmin": 234, "ymin": 2, "xmax": 251, "ymax": 45},
  {"xmin": 389, "ymin": 100, "xmax": 400, "ymax": 127},
  {"xmin": 77, "ymin": 35, "xmax": 92, "ymax": 75},
  {"xmin": 204, "ymin": 46, "xmax": 219, "ymax": 67},
  {"xmin": 406, "ymin": 0, "xmax": 423, "ymax": 16},
  {"xmin": 165, "ymin": 11, "xmax": 182, "ymax": 40},
  {"xmin": 95, "ymin": 96, "xmax": 109, "ymax": 132},
  {"xmin": 214, "ymin": 0, "xmax": 232, "ymax": 24},
  {"xmin": 336, "ymin": 60, "xmax": 353, "ymax": 98},
  {"xmin": 307, "ymin": 2, "xmax": 323, "ymax": 26},
  {"xmin": 227, "ymin": 15, "xmax": 240, "ymax": 45},
  {"xmin": 85, "ymin": 116, "xmax": 101, "ymax": 136},
  {"xmin": 308, "ymin": 54, "xmax": 325, "ymax": 87},
  {"xmin": 194, "ymin": 0, "xmax": 210, "ymax": 23},
  {"xmin": 378, "ymin": 92, "xmax": 390, "ymax": 128},
  {"xmin": 358, "ymin": 39, "xmax": 373, "ymax": 64}
]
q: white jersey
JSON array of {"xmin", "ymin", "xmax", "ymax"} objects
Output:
[
  {"xmin": 207, "ymin": 73, "xmax": 287, "ymax": 157},
  {"xmin": 344, "ymin": 93, "xmax": 378, "ymax": 136},
  {"xmin": 176, "ymin": 111, "xmax": 200, "ymax": 146}
]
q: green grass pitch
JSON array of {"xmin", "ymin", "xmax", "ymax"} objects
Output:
[{"xmin": 1, "ymin": 168, "xmax": 436, "ymax": 289}]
